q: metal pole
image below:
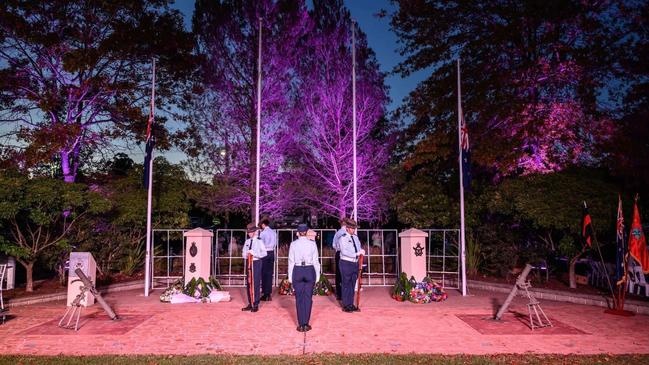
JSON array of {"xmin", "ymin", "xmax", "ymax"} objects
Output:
[
  {"xmin": 352, "ymin": 22, "xmax": 358, "ymax": 222},
  {"xmin": 494, "ymin": 264, "xmax": 533, "ymax": 320},
  {"xmin": 255, "ymin": 18, "xmax": 262, "ymax": 226},
  {"xmin": 144, "ymin": 59, "xmax": 156, "ymax": 297},
  {"xmin": 457, "ymin": 59, "xmax": 467, "ymax": 296}
]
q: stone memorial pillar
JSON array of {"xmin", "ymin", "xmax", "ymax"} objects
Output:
[
  {"xmin": 398, "ymin": 229, "xmax": 428, "ymax": 282},
  {"xmin": 67, "ymin": 252, "xmax": 97, "ymax": 306},
  {"xmin": 183, "ymin": 228, "xmax": 213, "ymax": 285}
]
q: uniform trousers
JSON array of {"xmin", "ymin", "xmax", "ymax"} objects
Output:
[
  {"xmin": 245, "ymin": 259, "xmax": 262, "ymax": 306},
  {"xmin": 292, "ymin": 265, "xmax": 316, "ymax": 326},
  {"xmin": 335, "ymin": 251, "xmax": 342, "ymax": 299},
  {"xmin": 340, "ymin": 259, "xmax": 358, "ymax": 308},
  {"xmin": 261, "ymin": 250, "xmax": 275, "ymax": 296}
]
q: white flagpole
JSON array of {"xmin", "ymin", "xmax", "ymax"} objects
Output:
[
  {"xmin": 255, "ymin": 17, "xmax": 262, "ymax": 226},
  {"xmin": 457, "ymin": 59, "xmax": 467, "ymax": 296},
  {"xmin": 144, "ymin": 59, "xmax": 156, "ymax": 297},
  {"xmin": 352, "ymin": 22, "xmax": 358, "ymax": 222}
]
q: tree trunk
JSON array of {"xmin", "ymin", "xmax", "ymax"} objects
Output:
[
  {"xmin": 24, "ymin": 261, "xmax": 35, "ymax": 292},
  {"xmin": 60, "ymin": 150, "xmax": 76, "ymax": 183},
  {"xmin": 568, "ymin": 246, "xmax": 588, "ymax": 289},
  {"xmin": 569, "ymin": 256, "xmax": 578, "ymax": 289}
]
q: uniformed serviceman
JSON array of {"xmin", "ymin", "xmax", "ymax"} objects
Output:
[
  {"xmin": 338, "ymin": 218, "xmax": 365, "ymax": 312},
  {"xmin": 288, "ymin": 224, "xmax": 321, "ymax": 332},
  {"xmin": 258, "ymin": 216, "xmax": 277, "ymax": 301},
  {"xmin": 242, "ymin": 223, "xmax": 267, "ymax": 312},
  {"xmin": 332, "ymin": 218, "xmax": 347, "ymax": 300}
]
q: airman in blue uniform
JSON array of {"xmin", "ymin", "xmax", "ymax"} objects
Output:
[
  {"xmin": 288, "ymin": 224, "xmax": 321, "ymax": 332},
  {"xmin": 242, "ymin": 223, "xmax": 267, "ymax": 312},
  {"xmin": 338, "ymin": 218, "xmax": 364, "ymax": 312},
  {"xmin": 258, "ymin": 216, "xmax": 277, "ymax": 301}
]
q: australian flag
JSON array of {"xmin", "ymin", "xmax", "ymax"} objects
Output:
[
  {"xmin": 460, "ymin": 111, "xmax": 471, "ymax": 191},
  {"xmin": 142, "ymin": 109, "xmax": 154, "ymax": 188}
]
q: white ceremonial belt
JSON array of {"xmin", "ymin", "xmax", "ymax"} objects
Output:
[
  {"xmin": 340, "ymin": 257, "xmax": 357, "ymax": 263},
  {"xmin": 296, "ymin": 263, "xmax": 314, "ymax": 266}
]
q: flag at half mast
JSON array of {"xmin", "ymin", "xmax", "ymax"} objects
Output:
[
  {"xmin": 459, "ymin": 97, "xmax": 471, "ymax": 191},
  {"xmin": 143, "ymin": 61, "xmax": 156, "ymax": 188}
]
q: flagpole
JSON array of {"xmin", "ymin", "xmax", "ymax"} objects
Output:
[
  {"xmin": 255, "ymin": 17, "xmax": 262, "ymax": 226},
  {"xmin": 457, "ymin": 59, "xmax": 467, "ymax": 296},
  {"xmin": 352, "ymin": 21, "xmax": 358, "ymax": 222},
  {"xmin": 144, "ymin": 58, "xmax": 156, "ymax": 297},
  {"xmin": 584, "ymin": 201, "xmax": 617, "ymax": 307}
]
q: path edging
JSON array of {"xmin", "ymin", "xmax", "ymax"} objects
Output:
[{"xmin": 5, "ymin": 281, "xmax": 144, "ymax": 308}]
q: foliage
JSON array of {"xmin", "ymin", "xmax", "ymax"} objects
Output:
[
  {"xmin": 183, "ymin": 277, "xmax": 223, "ymax": 299},
  {"xmin": 465, "ymin": 231, "xmax": 482, "ymax": 276},
  {"xmin": 285, "ymin": 0, "xmax": 393, "ymax": 222},
  {"xmin": 0, "ymin": 172, "xmax": 109, "ymax": 291},
  {"xmin": 278, "ymin": 277, "xmax": 294, "ymax": 296},
  {"xmin": 485, "ymin": 169, "xmax": 617, "ymax": 246},
  {"xmin": 120, "ymin": 242, "xmax": 146, "ymax": 277},
  {"xmin": 72, "ymin": 156, "xmax": 193, "ymax": 275},
  {"xmin": 185, "ymin": 0, "xmax": 391, "ymax": 222},
  {"xmin": 0, "ymin": 0, "xmax": 194, "ymax": 182},
  {"xmin": 391, "ymin": 272, "xmax": 413, "ymax": 301},
  {"xmin": 185, "ymin": 0, "xmax": 310, "ymax": 219},
  {"xmin": 312, "ymin": 274, "xmax": 334, "ymax": 296},
  {"xmin": 388, "ymin": 0, "xmax": 624, "ymax": 177}
]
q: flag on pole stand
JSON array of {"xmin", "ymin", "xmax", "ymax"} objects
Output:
[
  {"xmin": 457, "ymin": 59, "xmax": 469, "ymax": 296},
  {"xmin": 629, "ymin": 196, "xmax": 649, "ymax": 273},
  {"xmin": 144, "ymin": 59, "xmax": 156, "ymax": 297},
  {"xmin": 606, "ymin": 195, "xmax": 639, "ymax": 316},
  {"xmin": 581, "ymin": 202, "xmax": 593, "ymax": 247}
]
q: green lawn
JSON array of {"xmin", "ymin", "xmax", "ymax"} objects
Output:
[{"xmin": 2, "ymin": 354, "xmax": 649, "ymax": 365}]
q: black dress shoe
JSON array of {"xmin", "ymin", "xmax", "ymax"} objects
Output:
[
  {"xmin": 342, "ymin": 306, "xmax": 354, "ymax": 313},
  {"xmin": 260, "ymin": 295, "xmax": 272, "ymax": 301},
  {"xmin": 241, "ymin": 305, "xmax": 253, "ymax": 311},
  {"xmin": 304, "ymin": 324, "xmax": 312, "ymax": 331},
  {"xmin": 352, "ymin": 305, "xmax": 360, "ymax": 312},
  {"xmin": 297, "ymin": 325, "xmax": 306, "ymax": 332},
  {"xmin": 251, "ymin": 306, "xmax": 259, "ymax": 312}
]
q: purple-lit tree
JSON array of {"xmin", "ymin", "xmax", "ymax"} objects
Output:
[
  {"xmin": 188, "ymin": 0, "xmax": 310, "ymax": 219},
  {"xmin": 0, "ymin": 0, "xmax": 192, "ymax": 182},
  {"xmin": 286, "ymin": 0, "xmax": 392, "ymax": 222},
  {"xmin": 389, "ymin": 0, "xmax": 623, "ymax": 177}
]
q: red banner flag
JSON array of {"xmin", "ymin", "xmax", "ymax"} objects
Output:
[
  {"xmin": 629, "ymin": 198, "xmax": 649, "ymax": 274},
  {"xmin": 582, "ymin": 203, "xmax": 593, "ymax": 247}
]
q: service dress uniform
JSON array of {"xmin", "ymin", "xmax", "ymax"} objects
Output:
[
  {"xmin": 288, "ymin": 225, "xmax": 321, "ymax": 332},
  {"xmin": 259, "ymin": 225, "xmax": 277, "ymax": 300},
  {"xmin": 339, "ymin": 226, "xmax": 364, "ymax": 312},
  {"xmin": 242, "ymin": 227, "xmax": 267, "ymax": 312}
]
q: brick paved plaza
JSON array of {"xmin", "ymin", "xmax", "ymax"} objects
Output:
[{"xmin": 1, "ymin": 287, "xmax": 648, "ymax": 356}]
